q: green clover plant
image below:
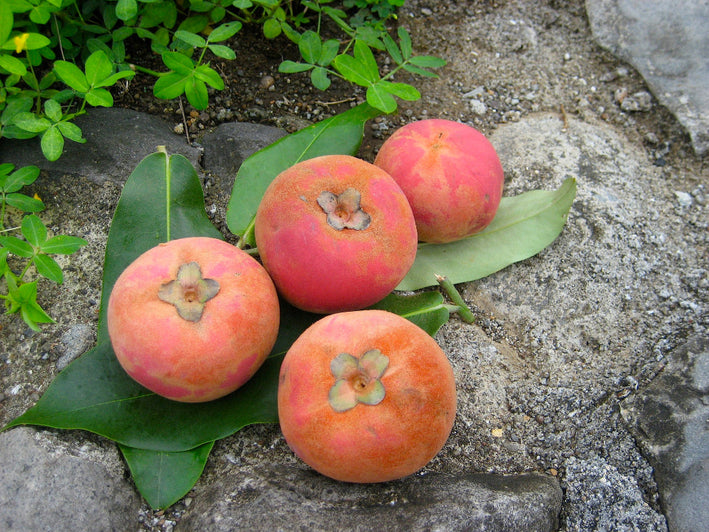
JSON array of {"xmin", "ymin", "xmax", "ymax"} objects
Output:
[
  {"xmin": 1, "ymin": 1, "xmax": 443, "ymax": 161},
  {"xmin": 0, "ymin": 163, "xmax": 87, "ymax": 331}
]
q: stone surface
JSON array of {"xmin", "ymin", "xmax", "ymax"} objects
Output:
[
  {"xmin": 177, "ymin": 464, "xmax": 562, "ymax": 532},
  {"xmin": 0, "ymin": 107, "xmax": 202, "ymax": 183},
  {"xmin": 563, "ymin": 456, "xmax": 669, "ymax": 531},
  {"xmin": 1, "ymin": 2, "xmax": 708, "ymax": 527},
  {"xmin": 586, "ymin": 0, "xmax": 709, "ymax": 155},
  {"xmin": 0, "ymin": 427, "xmax": 141, "ymax": 532},
  {"xmin": 621, "ymin": 335, "xmax": 709, "ymax": 532},
  {"xmin": 199, "ymin": 122, "xmax": 287, "ymax": 196}
]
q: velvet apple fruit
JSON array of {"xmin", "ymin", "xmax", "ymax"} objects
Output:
[
  {"xmin": 277, "ymin": 309, "xmax": 457, "ymax": 483},
  {"xmin": 253, "ymin": 154, "xmax": 418, "ymax": 314},
  {"xmin": 107, "ymin": 236, "xmax": 280, "ymax": 403},
  {"xmin": 374, "ymin": 118, "xmax": 504, "ymax": 243}
]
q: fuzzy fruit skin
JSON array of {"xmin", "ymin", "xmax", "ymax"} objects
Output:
[
  {"xmin": 278, "ymin": 310, "xmax": 457, "ymax": 483},
  {"xmin": 374, "ymin": 118, "xmax": 504, "ymax": 243},
  {"xmin": 107, "ymin": 237, "xmax": 280, "ymax": 403},
  {"xmin": 254, "ymin": 155, "xmax": 418, "ymax": 314}
]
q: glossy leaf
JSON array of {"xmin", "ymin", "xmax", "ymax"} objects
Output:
[
  {"xmin": 369, "ymin": 292, "xmax": 450, "ymax": 336},
  {"xmin": 120, "ymin": 442, "xmax": 214, "ymax": 510},
  {"xmin": 226, "ymin": 103, "xmax": 382, "ymax": 245},
  {"xmin": 398, "ymin": 178, "xmax": 577, "ymax": 291}
]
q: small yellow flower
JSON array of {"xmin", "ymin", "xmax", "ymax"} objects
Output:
[{"xmin": 13, "ymin": 33, "xmax": 30, "ymax": 54}]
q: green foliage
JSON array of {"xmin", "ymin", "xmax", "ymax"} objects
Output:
[
  {"xmin": 1, "ymin": 0, "xmax": 442, "ymax": 161},
  {"xmin": 0, "ymin": 163, "xmax": 87, "ymax": 331},
  {"xmin": 398, "ymin": 178, "xmax": 578, "ymax": 291},
  {"xmin": 280, "ymin": 5, "xmax": 444, "ymax": 113},
  {"xmin": 3, "ymin": 105, "xmax": 575, "ymax": 508}
]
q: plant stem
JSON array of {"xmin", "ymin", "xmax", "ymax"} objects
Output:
[
  {"xmin": 158, "ymin": 146, "xmax": 171, "ymax": 242},
  {"xmin": 436, "ymin": 274, "xmax": 475, "ymax": 323},
  {"xmin": 130, "ymin": 64, "xmax": 167, "ymax": 78}
]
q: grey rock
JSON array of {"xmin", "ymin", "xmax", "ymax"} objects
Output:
[
  {"xmin": 0, "ymin": 427, "xmax": 141, "ymax": 532},
  {"xmin": 55, "ymin": 323, "xmax": 94, "ymax": 371},
  {"xmin": 177, "ymin": 465, "xmax": 562, "ymax": 532},
  {"xmin": 620, "ymin": 335, "xmax": 709, "ymax": 532},
  {"xmin": 0, "ymin": 107, "xmax": 202, "ymax": 183},
  {"xmin": 586, "ymin": 0, "xmax": 709, "ymax": 155},
  {"xmin": 563, "ymin": 456, "xmax": 668, "ymax": 531},
  {"xmin": 198, "ymin": 122, "xmax": 287, "ymax": 197}
]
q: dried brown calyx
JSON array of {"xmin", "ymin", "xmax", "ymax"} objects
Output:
[
  {"xmin": 158, "ymin": 262, "xmax": 219, "ymax": 322},
  {"xmin": 317, "ymin": 187, "xmax": 371, "ymax": 230}
]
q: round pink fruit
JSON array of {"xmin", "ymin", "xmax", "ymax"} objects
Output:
[
  {"xmin": 374, "ymin": 118, "xmax": 504, "ymax": 243},
  {"xmin": 278, "ymin": 309, "xmax": 457, "ymax": 483},
  {"xmin": 253, "ymin": 154, "xmax": 418, "ymax": 314},
  {"xmin": 107, "ymin": 236, "xmax": 280, "ymax": 403}
]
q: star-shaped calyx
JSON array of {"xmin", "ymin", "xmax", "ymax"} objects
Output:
[
  {"xmin": 328, "ymin": 349, "xmax": 389, "ymax": 412},
  {"xmin": 317, "ymin": 187, "xmax": 371, "ymax": 231},
  {"xmin": 157, "ymin": 261, "xmax": 219, "ymax": 322}
]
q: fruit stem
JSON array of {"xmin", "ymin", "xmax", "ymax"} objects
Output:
[{"xmin": 436, "ymin": 274, "xmax": 475, "ymax": 323}]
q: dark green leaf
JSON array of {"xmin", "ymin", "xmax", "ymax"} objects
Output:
[
  {"xmin": 21, "ymin": 213, "xmax": 46, "ymax": 247},
  {"xmin": 33, "ymin": 253, "xmax": 63, "ymax": 284},
  {"xmin": 226, "ymin": 103, "xmax": 382, "ymax": 244},
  {"xmin": 398, "ymin": 178, "xmax": 578, "ymax": 291},
  {"xmin": 120, "ymin": 442, "xmax": 214, "ymax": 509},
  {"xmin": 369, "ymin": 292, "xmax": 450, "ymax": 337},
  {"xmin": 3, "ymin": 340, "xmax": 284, "ymax": 451}
]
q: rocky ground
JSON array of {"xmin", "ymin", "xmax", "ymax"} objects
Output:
[{"xmin": 1, "ymin": 0, "xmax": 707, "ymax": 531}]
